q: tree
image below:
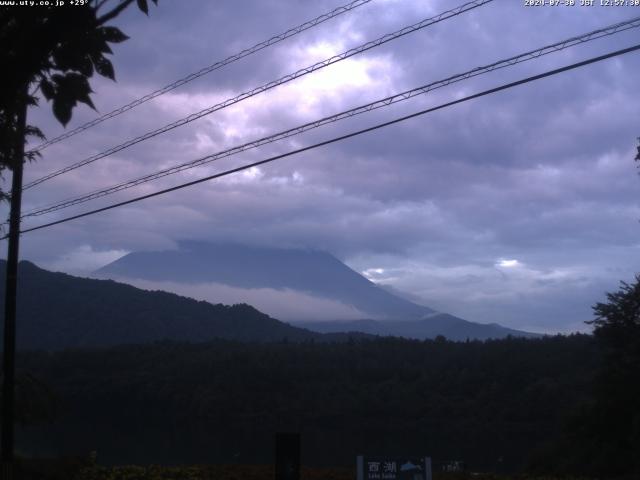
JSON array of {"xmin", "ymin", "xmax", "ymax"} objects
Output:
[
  {"xmin": 591, "ymin": 276, "xmax": 640, "ymax": 337},
  {"xmin": 0, "ymin": 0, "xmax": 157, "ymax": 470},
  {"xmin": 535, "ymin": 142, "xmax": 640, "ymax": 477},
  {"xmin": 1, "ymin": 0, "xmax": 158, "ymax": 190},
  {"xmin": 584, "ymin": 276, "xmax": 640, "ymax": 476}
]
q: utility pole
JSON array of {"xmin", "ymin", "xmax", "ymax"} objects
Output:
[{"xmin": 2, "ymin": 86, "xmax": 28, "ymax": 478}]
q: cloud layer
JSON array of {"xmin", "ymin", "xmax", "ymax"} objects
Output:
[{"xmin": 4, "ymin": 0, "xmax": 640, "ymax": 333}]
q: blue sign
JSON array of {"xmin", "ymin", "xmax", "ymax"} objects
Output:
[{"xmin": 357, "ymin": 456, "xmax": 432, "ymax": 480}]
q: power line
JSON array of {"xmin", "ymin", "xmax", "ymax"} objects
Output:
[
  {"xmin": 12, "ymin": 43, "xmax": 640, "ymax": 238},
  {"xmin": 27, "ymin": 0, "xmax": 375, "ymax": 154},
  {"xmin": 22, "ymin": 0, "xmax": 493, "ymax": 191},
  {"xmin": 21, "ymin": 15, "xmax": 640, "ymax": 219}
]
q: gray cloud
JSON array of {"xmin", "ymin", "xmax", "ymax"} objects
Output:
[
  {"xmin": 98, "ymin": 276, "xmax": 370, "ymax": 322},
  {"xmin": 4, "ymin": 0, "xmax": 640, "ymax": 333}
]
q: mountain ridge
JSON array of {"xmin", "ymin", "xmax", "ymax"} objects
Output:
[
  {"xmin": 0, "ymin": 260, "xmax": 374, "ymax": 350},
  {"xmin": 294, "ymin": 316, "xmax": 539, "ymax": 341},
  {"xmin": 95, "ymin": 241, "xmax": 436, "ymax": 321},
  {"xmin": 95, "ymin": 241, "xmax": 537, "ymax": 340}
]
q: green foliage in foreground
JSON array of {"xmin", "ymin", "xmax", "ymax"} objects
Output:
[
  {"xmin": 16, "ymin": 335, "xmax": 598, "ymax": 472},
  {"xmin": 11, "ymin": 274, "xmax": 640, "ymax": 477},
  {"xmin": 20, "ymin": 461, "xmax": 594, "ymax": 480},
  {"xmin": 528, "ymin": 276, "xmax": 640, "ymax": 478},
  {"xmin": 72, "ymin": 464, "xmax": 595, "ymax": 480}
]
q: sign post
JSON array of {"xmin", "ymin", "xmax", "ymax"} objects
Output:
[
  {"xmin": 357, "ymin": 456, "xmax": 432, "ymax": 480},
  {"xmin": 275, "ymin": 432, "xmax": 300, "ymax": 480}
]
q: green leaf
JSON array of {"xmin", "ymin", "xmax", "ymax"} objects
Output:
[
  {"xmin": 49, "ymin": 73, "xmax": 97, "ymax": 122},
  {"xmin": 78, "ymin": 96, "xmax": 96, "ymax": 110},
  {"xmin": 52, "ymin": 97, "xmax": 74, "ymax": 126},
  {"xmin": 59, "ymin": 73, "xmax": 93, "ymax": 95},
  {"xmin": 40, "ymin": 79, "xmax": 55, "ymax": 101},
  {"xmin": 25, "ymin": 125, "xmax": 45, "ymax": 141},
  {"xmin": 100, "ymin": 26, "xmax": 129, "ymax": 44},
  {"xmin": 99, "ymin": 41, "xmax": 113, "ymax": 54},
  {"xmin": 137, "ymin": 0, "xmax": 149, "ymax": 15},
  {"xmin": 93, "ymin": 55, "xmax": 115, "ymax": 81},
  {"xmin": 76, "ymin": 88, "xmax": 96, "ymax": 110},
  {"xmin": 53, "ymin": 46, "xmax": 94, "ymax": 77},
  {"xmin": 77, "ymin": 55, "xmax": 94, "ymax": 77},
  {"xmin": 51, "ymin": 73, "xmax": 65, "ymax": 83},
  {"xmin": 52, "ymin": 48, "xmax": 75, "ymax": 71},
  {"xmin": 74, "ymin": 81, "xmax": 96, "ymax": 110}
]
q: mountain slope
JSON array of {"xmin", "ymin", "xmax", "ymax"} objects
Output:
[
  {"xmin": 0, "ymin": 260, "xmax": 348, "ymax": 350},
  {"xmin": 95, "ymin": 241, "xmax": 536, "ymax": 340},
  {"xmin": 95, "ymin": 241, "xmax": 436, "ymax": 321}
]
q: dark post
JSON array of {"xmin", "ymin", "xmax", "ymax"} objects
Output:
[
  {"xmin": 1, "ymin": 88, "xmax": 28, "ymax": 475},
  {"xmin": 275, "ymin": 432, "xmax": 300, "ymax": 480}
]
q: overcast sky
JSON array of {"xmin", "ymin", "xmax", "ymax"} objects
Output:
[{"xmin": 3, "ymin": 0, "xmax": 640, "ymax": 333}]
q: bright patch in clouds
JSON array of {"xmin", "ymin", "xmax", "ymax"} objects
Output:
[
  {"xmin": 302, "ymin": 41, "xmax": 343, "ymax": 63},
  {"xmin": 283, "ymin": 38, "xmax": 394, "ymax": 116},
  {"xmin": 236, "ymin": 166, "xmax": 264, "ymax": 183},
  {"xmin": 293, "ymin": 55, "xmax": 393, "ymax": 117},
  {"xmin": 497, "ymin": 259, "xmax": 521, "ymax": 268},
  {"xmin": 346, "ymin": 251, "xmax": 614, "ymax": 333},
  {"xmin": 362, "ymin": 267, "xmax": 386, "ymax": 279}
]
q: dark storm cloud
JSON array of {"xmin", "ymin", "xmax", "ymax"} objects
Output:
[{"xmin": 5, "ymin": 0, "xmax": 640, "ymax": 332}]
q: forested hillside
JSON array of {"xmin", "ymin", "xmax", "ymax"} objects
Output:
[
  {"xmin": 16, "ymin": 335, "xmax": 598, "ymax": 471},
  {"xmin": 0, "ymin": 260, "xmax": 351, "ymax": 349}
]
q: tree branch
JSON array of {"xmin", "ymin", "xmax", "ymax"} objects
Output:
[
  {"xmin": 96, "ymin": 0, "xmax": 136, "ymax": 25},
  {"xmin": 94, "ymin": 0, "xmax": 111, "ymax": 11}
]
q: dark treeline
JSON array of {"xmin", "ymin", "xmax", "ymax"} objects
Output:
[
  {"xmin": 15, "ymin": 334, "xmax": 599, "ymax": 472},
  {"xmin": 0, "ymin": 261, "xmax": 372, "ymax": 350}
]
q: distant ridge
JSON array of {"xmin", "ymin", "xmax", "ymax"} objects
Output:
[
  {"xmin": 294, "ymin": 316, "xmax": 539, "ymax": 341},
  {"xmin": 0, "ymin": 260, "xmax": 370, "ymax": 351},
  {"xmin": 96, "ymin": 241, "xmax": 537, "ymax": 340}
]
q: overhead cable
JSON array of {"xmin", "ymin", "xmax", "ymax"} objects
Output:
[
  {"xmin": 27, "ymin": 0, "xmax": 375, "ymax": 154},
  {"xmin": 12, "ymin": 43, "xmax": 640, "ymax": 238},
  {"xmin": 21, "ymin": 15, "xmax": 640, "ymax": 219},
  {"xmin": 23, "ymin": 0, "xmax": 493, "ymax": 190}
]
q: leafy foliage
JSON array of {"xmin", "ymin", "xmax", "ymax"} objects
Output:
[
  {"xmin": 18, "ymin": 461, "xmax": 589, "ymax": 480},
  {"xmin": 591, "ymin": 276, "xmax": 640, "ymax": 348},
  {"xmin": 16, "ymin": 335, "xmax": 598, "ymax": 472},
  {"xmin": 0, "ymin": 0, "xmax": 157, "ymax": 197},
  {"xmin": 588, "ymin": 277, "xmax": 640, "ymax": 476},
  {"xmin": 0, "ymin": 370, "xmax": 57, "ymax": 427},
  {"xmin": 72, "ymin": 464, "xmax": 591, "ymax": 480},
  {"xmin": 532, "ymin": 277, "xmax": 640, "ymax": 478}
]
